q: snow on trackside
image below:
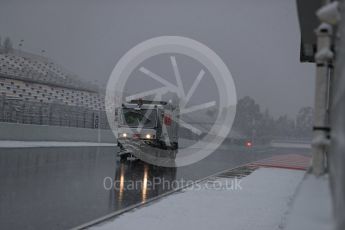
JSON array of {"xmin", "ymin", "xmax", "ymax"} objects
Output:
[
  {"xmin": 284, "ymin": 174, "xmax": 334, "ymax": 230},
  {"xmin": 91, "ymin": 168, "xmax": 304, "ymax": 230}
]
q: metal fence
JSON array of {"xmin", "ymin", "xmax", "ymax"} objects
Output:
[{"xmin": 0, "ymin": 95, "xmax": 110, "ymax": 129}]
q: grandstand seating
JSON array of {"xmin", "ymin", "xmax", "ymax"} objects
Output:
[
  {"xmin": 0, "ymin": 50, "xmax": 109, "ymax": 129},
  {"xmin": 0, "ymin": 51, "xmax": 105, "ymax": 111}
]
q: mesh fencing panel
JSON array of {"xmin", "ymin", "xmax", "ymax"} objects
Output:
[{"xmin": 0, "ymin": 95, "xmax": 110, "ymax": 130}]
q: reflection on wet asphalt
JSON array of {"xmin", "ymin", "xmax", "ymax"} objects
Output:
[{"xmin": 0, "ymin": 145, "xmax": 310, "ymax": 230}]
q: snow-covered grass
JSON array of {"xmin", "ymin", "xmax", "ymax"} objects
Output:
[
  {"xmin": 0, "ymin": 140, "xmax": 116, "ymax": 148},
  {"xmin": 91, "ymin": 168, "xmax": 304, "ymax": 230}
]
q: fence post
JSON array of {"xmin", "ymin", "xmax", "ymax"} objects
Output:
[
  {"xmin": 83, "ymin": 110, "xmax": 86, "ymax": 128},
  {"xmin": 93, "ymin": 111, "xmax": 99, "ymax": 129},
  {"xmin": 0, "ymin": 95, "xmax": 5, "ymax": 122}
]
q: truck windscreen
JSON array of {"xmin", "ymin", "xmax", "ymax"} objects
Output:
[{"xmin": 121, "ymin": 108, "xmax": 157, "ymax": 128}]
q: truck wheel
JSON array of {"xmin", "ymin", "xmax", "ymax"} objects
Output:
[
  {"xmin": 172, "ymin": 142, "xmax": 179, "ymax": 150},
  {"xmin": 119, "ymin": 152, "xmax": 130, "ymax": 161}
]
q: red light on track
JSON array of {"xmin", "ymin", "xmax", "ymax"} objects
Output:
[{"xmin": 246, "ymin": 141, "xmax": 252, "ymax": 147}]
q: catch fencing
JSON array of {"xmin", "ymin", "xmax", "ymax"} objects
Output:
[{"xmin": 0, "ymin": 95, "xmax": 109, "ymax": 129}]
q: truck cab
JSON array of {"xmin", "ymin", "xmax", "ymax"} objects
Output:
[{"xmin": 116, "ymin": 99, "xmax": 179, "ymax": 161}]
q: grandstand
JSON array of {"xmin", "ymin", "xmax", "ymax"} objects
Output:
[
  {"xmin": 0, "ymin": 46, "xmax": 108, "ymax": 129},
  {"xmin": 0, "ymin": 49, "xmax": 104, "ymax": 110}
]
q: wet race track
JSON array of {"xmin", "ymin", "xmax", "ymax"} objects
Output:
[{"xmin": 0, "ymin": 144, "xmax": 310, "ymax": 230}]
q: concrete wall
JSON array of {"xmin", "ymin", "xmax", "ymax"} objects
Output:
[
  {"xmin": 330, "ymin": 2, "xmax": 345, "ymax": 229},
  {"xmin": 0, "ymin": 122, "xmax": 115, "ymax": 143}
]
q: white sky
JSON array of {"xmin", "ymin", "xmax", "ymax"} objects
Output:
[{"xmin": 0, "ymin": 0, "xmax": 315, "ymax": 117}]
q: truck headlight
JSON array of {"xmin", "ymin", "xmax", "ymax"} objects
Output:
[
  {"xmin": 145, "ymin": 134, "xmax": 151, "ymax": 139},
  {"xmin": 120, "ymin": 133, "xmax": 127, "ymax": 138}
]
